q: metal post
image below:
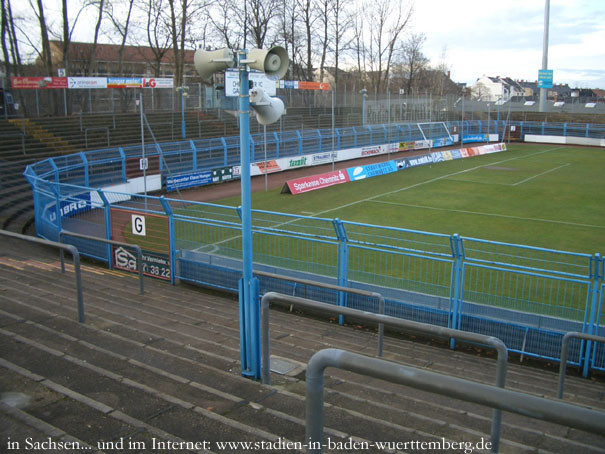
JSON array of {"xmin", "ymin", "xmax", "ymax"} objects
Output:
[
  {"xmin": 181, "ymin": 86, "xmax": 186, "ymax": 139},
  {"xmin": 238, "ymin": 50, "xmax": 261, "ymax": 379},
  {"xmin": 558, "ymin": 331, "xmax": 605, "ymax": 399},
  {"xmin": 361, "ymin": 88, "xmax": 367, "ymax": 126},
  {"xmin": 140, "ymin": 93, "xmax": 147, "ymax": 211},
  {"xmin": 539, "ymin": 0, "xmax": 550, "ymax": 113},
  {"xmin": 263, "ymin": 125, "xmax": 268, "ymax": 192}
]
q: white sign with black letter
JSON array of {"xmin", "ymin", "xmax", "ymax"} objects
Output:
[{"xmin": 132, "ymin": 215, "xmax": 146, "ymax": 236}]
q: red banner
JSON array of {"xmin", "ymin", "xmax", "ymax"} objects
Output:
[
  {"xmin": 11, "ymin": 77, "xmax": 68, "ymax": 89},
  {"xmin": 282, "ymin": 169, "xmax": 349, "ymax": 195},
  {"xmin": 297, "ymin": 81, "xmax": 331, "ymax": 91}
]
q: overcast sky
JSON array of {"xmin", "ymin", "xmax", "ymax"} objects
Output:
[{"xmin": 411, "ymin": 0, "xmax": 605, "ymax": 88}]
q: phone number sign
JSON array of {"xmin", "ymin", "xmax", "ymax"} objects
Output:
[{"xmin": 113, "ymin": 246, "xmax": 171, "ymax": 281}]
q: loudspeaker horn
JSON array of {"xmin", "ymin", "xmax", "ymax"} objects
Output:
[
  {"xmin": 194, "ymin": 48, "xmax": 234, "ymax": 84},
  {"xmin": 250, "ymin": 87, "xmax": 285, "ymax": 125},
  {"xmin": 246, "ymin": 47, "xmax": 289, "ymax": 79}
]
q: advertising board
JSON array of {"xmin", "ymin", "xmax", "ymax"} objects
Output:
[{"xmin": 282, "ymin": 169, "xmax": 349, "ymax": 194}]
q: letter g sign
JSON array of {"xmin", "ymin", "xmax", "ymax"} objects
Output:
[{"xmin": 132, "ymin": 214, "xmax": 146, "ymax": 236}]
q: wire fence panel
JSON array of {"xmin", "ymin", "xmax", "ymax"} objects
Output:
[
  {"xmin": 23, "ymin": 118, "xmax": 605, "ymax": 374},
  {"xmin": 462, "ymin": 237, "xmax": 592, "ymax": 279}
]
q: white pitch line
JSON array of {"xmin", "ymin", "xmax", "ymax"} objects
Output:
[
  {"xmin": 372, "ymin": 200, "xmax": 605, "ymax": 230},
  {"xmin": 512, "ymin": 163, "xmax": 571, "ymax": 186}
]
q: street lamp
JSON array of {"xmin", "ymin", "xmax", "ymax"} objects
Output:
[{"xmin": 194, "ymin": 46, "xmax": 289, "ymax": 380}]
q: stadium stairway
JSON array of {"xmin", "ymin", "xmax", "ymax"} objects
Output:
[{"xmin": 1, "ymin": 239, "xmax": 605, "ymax": 453}]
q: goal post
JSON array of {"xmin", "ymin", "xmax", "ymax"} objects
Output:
[{"xmin": 417, "ymin": 122, "xmax": 454, "ymax": 142}]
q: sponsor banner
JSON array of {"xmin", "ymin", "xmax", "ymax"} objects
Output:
[
  {"xmin": 347, "ymin": 161, "xmax": 398, "ymax": 181},
  {"xmin": 415, "ymin": 140, "xmax": 432, "ymax": 149},
  {"xmin": 166, "ymin": 170, "xmax": 213, "ymax": 191},
  {"xmin": 361, "ymin": 146, "xmax": 382, "ymax": 157},
  {"xmin": 11, "ymin": 77, "xmax": 68, "ymax": 89},
  {"xmin": 113, "ymin": 246, "xmax": 171, "ymax": 281},
  {"xmin": 480, "ymin": 143, "xmax": 507, "ymax": 154},
  {"xmin": 433, "ymin": 137, "xmax": 454, "ymax": 148},
  {"xmin": 463, "ymin": 134, "xmax": 489, "ymax": 143},
  {"xmin": 450, "ymin": 149, "xmax": 463, "ymax": 160},
  {"xmin": 398, "ymin": 141, "xmax": 415, "ymax": 152},
  {"xmin": 225, "ymin": 70, "xmax": 277, "ymax": 97},
  {"xmin": 142, "ymin": 78, "xmax": 174, "ymax": 88},
  {"xmin": 212, "ymin": 166, "xmax": 235, "ymax": 183},
  {"xmin": 431, "ymin": 152, "xmax": 445, "ymax": 163},
  {"xmin": 279, "ymin": 80, "xmax": 331, "ymax": 90},
  {"xmin": 406, "ymin": 154, "xmax": 434, "ymax": 168},
  {"xmin": 68, "ymin": 77, "xmax": 107, "ymax": 89},
  {"xmin": 283, "ymin": 169, "xmax": 349, "ymax": 194},
  {"xmin": 287, "ymin": 156, "xmax": 308, "ymax": 169},
  {"xmin": 47, "ymin": 193, "xmax": 91, "ymax": 223},
  {"xmin": 311, "ymin": 151, "xmax": 338, "ymax": 165},
  {"xmin": 255, "ymin": 160, "xmax": 282, "ymax": 174},
  {"xmin": 297, "ymin": 81, "xmax": 331, "ymax": 90},
  {"xmin": 441, "ymin": 150, "xmax": 454, "ymax": 161},
  {"xmin": 107, "ymin": 77, "xmax": 142, "ymax": 88},
  {"xmin": 395, "ymin": 159, "xmax": 407, "ymax": 170}
]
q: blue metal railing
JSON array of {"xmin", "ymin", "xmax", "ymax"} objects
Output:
[{"xmin": 23, "ymin": 119, "xmax": 605, "ymax": 375}]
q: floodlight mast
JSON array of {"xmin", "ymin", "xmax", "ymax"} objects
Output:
[{"xmin": 539, "ymin": 0, "xmax": 550, "ymax": 113}]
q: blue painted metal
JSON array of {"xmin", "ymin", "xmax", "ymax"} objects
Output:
[
  {"xmin": 238, "ymin": 51, "xmax": 261, "ymax": 379},
  {"xmin": 23, "ymin": 119, "xmax": 605, "ymax": 376}
]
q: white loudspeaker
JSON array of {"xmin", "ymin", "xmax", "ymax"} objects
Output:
[
  {"xmin": 246, "ymin": 47, "xmax": 289, "ymax": 79},
  {"xmin": 250, "ymin": 88, "xmax": 285, "ymax": 125},
  {"xmin": 194, "ymin": 48, "xmax": 234, "ymax": 84}
]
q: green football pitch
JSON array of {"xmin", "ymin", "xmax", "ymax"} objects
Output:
[{"xmin": 214, "ymin": 143, "xmax": 605, "ymax": 255}]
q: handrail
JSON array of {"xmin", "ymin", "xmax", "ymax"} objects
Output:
[
  {"xmin": 305, "ymin": 349, "xmax": 605, "ymax": 454},
  {"xmin": 558, "ymin": 332, "xmax": 605, "ymax": 399},
  {"xmin": 255, "ymin": 269, "xmax": 386, "ymax": 368},
  {"xmin": 260, "ymin": 291, "xmax": 507, "ymax": 453},
  {"xmin": 0, "ymin": 230, "xmax": 84, "ymax": 323},
  {"xmin": 59, "ymin": 230, "xmax": 144, "ymax": 295}
]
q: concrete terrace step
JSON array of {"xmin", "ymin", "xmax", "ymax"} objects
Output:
[{"xmin": 1, "ymin": 240, "xmax": 605, "ymax": 454}]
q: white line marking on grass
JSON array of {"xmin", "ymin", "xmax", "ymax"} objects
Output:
[
  {"xmin": 371, "ymin": 200, "xmax": 605, "ymax": 230},
  {"xmin": 511, "ymin": 163, "xmax": 571, "ymax": 186},
  {"xmin": 312, "ymin": 146, "xmax": 567, "ymax": 217}
]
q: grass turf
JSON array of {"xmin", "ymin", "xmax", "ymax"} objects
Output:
[{"xmin": 213, "ymin": 143, "xmax": 605, "ymax": 256}]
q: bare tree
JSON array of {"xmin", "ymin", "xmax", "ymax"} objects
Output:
[
  {"xmin": 1, "ymin": 0, "xmax": 11, "ymax": 77},
  {"xmin": 364, "ymin": 0, "xmax": 412, "ymax": 95},
  {"xmin": 297, "ymin": 0, "xmax": 316, "ymax": 80},
  {"xmin": 32, "ymin": 0, "xmax": 52, "ymax": 76},
  {"xmin": 401, "ymin": 32, "xmax": 428, "ymax": 95},
  {"xmin": 87, "ymin": 0, "xmax": 107, "ymax": 75},
  {"xmin": 246, "ymin": 0, "xmax": 279, "ymax": 48},
  {"xmin": 107, "ymin": 0, "xmax": 136, "ymax": 76},
  {"xmin": 206, "ymin": 1, "xmax": 244, "ymax": 50}
]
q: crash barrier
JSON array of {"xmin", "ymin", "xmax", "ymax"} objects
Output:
[
  {"xmin": 261, "ymin": 291, "xmax": 507, "ymax": 452},
  {"xmin": 305, "ymin": 349, "xmax": 605, "ymax": 454},
  {"xmin": 0, "ymin": 230, "xmax": 84, "ymax": 323}
]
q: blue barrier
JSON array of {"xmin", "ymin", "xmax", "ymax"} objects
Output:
[{"xmin": 23, "ymin": 119, "xmax": 605, "ymax": 375}]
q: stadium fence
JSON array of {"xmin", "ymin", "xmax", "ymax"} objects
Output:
[{"xmin": 24, "ymin": 119, "xmax": 605, "ymax": 375}]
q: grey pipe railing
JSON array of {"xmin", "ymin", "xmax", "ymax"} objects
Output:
[
  {"xmin": 59, "ymin": 230, "xmax": 144, "ymax": 295},
  {"xmin": 0, "ymin": 230, "xmax": 84, "ymax": 323},
  {"xmin": 255, "ymin": 270, "xmax": 385, "ymax": 358},
  {"xmin": 558, "ymin": 332, "xmax": 605, "ymax": 399},
  {"xmin": 261, "ymin": 291, "xmax": 507, "ymax": 452},
  {"xmin": 306, "ymin": 348, "xmax": 605, "ymax": 454}
]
